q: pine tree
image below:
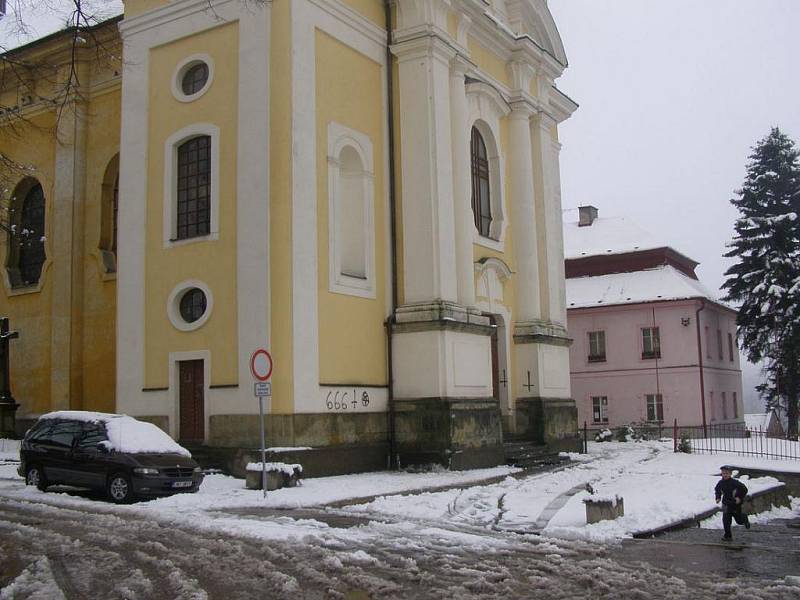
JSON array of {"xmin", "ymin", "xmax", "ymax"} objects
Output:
[{"xmin": 722, "ymin": 127, "xmax": 800, "ymax": 439}]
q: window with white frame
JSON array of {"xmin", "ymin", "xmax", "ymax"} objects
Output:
[
  {"xmin": 591, "ymin": 396, "xmax": 608, "ymax": 424},
  {"xmin": 646, "ymin": 393, "xmax": 663, "ymax": 422},
  {"xmin": 327, "ymin": 122, "xmax": 375, "ymax": 298},
  {"xmin": 163, "ymin": 124, "xmax": 220, "ymax": 246},
  {"xmin": 641, "ymin": 327, "xmax": 660, "ymax": 359},
  {"xmin": 588, "ymin": 330, "xmax": 606, "ymax": 362}
]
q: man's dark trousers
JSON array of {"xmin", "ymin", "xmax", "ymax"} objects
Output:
[{"xmin": 722, "ymin": 503, "xmax": 748, "ymax": 538}]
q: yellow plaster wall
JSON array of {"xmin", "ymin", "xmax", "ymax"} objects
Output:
[
  {"xmin": 0, "ymin": 114, "xmax": 56, "ymax": 416},
  {"xmin": 144, "ymin": 23, "xmax": 239, "ymax": 389},
  {"xmin": 81, "ymin": 88, "xmax": 120, "ymax": 413},
  {"xmin": 123, "ymin": 0, "xmax": 168, "ymax": 18},
  {"xmin": 315, "ymin": 30, "xmax": 387, "ymax": 385},
  {"xmin": 339, "ymin": 0, "xmax": 385, "ymax": 28},
  {"xmin": 269, "ymin": 0, "xmax": 294, "ymax": 414},
  {"xmin": 467, "ymin": 37, "xmax": 512, "ymax": 88}
]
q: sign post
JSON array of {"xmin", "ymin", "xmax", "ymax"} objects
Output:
[{"xmin": 250, "ymin": 348, "xmax": 273, "ymax": 498}]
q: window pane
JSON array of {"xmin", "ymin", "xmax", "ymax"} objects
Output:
[
  {"xmin": 176, "ymin": 136, "xmax": 211, "ymax": 240},
  {"xmin": 48, "ymin": 421, "xmax": 83, "ymax": 447},
  {"xmin": 18, "ymin": 183, "xmax": 46, "ymax": 286},
  {"xmin": 470, "ymin": 127, "xmax": 492, "ymax": 238}
]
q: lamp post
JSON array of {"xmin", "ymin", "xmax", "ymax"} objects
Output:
[{"xmin": 0, "ymin": 318, "xmax": 19, "ymax": 437}]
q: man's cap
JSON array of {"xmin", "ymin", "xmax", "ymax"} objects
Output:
[{"xmin": 720, "ymin": 465, "xmax": 733, "ymax": 472}]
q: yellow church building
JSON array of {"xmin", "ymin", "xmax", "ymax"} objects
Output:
[{"xmin": 0, "ymin": 0, "xmax": 578, "ymax": 473}]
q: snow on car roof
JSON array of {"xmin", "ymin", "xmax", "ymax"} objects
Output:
[{"xmin": 40, "ymin": 411, "xmax": 190, "ymax": 457}]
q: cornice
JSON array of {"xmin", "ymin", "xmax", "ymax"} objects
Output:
[{"xmin": 119, "ymin": 0, "xmax": 240, "ymax": 39}]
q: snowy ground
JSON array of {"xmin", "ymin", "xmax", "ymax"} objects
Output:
[{"xmin": 1, "ymin": 439, "xmax": 800, "ymax": 598}]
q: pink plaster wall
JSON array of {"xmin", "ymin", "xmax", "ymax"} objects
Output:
[{"xmin": 567, "ymin": 299, "xmax": 743, "ymax": 429}]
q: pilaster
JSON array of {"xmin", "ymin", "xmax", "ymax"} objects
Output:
[
  {"xmin": 51, "ymin": 74, "xmax": 89, "ymax": 411},
  {"xmin": 450, "ymin": 56, "xmax": 475, "ymax": 308}
]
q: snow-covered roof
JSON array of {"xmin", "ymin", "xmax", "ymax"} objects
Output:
[
  {"xmin": 40, "ymin": 411, "xmax": 190, "ymax": 457},
  {"xmin": 562, "ymin": 212, "xmax": 670, "ymax": 260},
  {"xmin": 566, "ymin": 264, "xmax": 717, "ymax": 309}
]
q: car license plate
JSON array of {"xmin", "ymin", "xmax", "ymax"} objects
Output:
[{"xmin": 172, "ymin": 481, "xmax": 193, "ymax": 488}]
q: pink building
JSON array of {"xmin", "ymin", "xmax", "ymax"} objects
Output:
[{"xmin": 564, "ymin": 206, "xmax": 743, "ymax": 430}]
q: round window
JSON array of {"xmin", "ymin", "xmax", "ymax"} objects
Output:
[
  {"xmin": 181, "ymin": 62, "xmax": 209, "ymax": 96},
  {"xmin": 179, "ymin": 288, "xmax": 207, "ymax": 323}
]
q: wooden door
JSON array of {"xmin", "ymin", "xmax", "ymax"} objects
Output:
[{"xmin": 179, "ymin": 360, "xmax": 204, "ymax": 442}]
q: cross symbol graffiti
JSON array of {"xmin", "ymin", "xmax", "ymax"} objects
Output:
[
  {"xmin": 499, "ymin": 369, "xmax": 508, "ymax": 388},
  {"xmin": 523, "ymin": 370, "xmax": 534, "ymax": 392}
]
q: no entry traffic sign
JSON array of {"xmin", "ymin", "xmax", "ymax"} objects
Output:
[{"xmin": 250, "ymin": 348, "xmax": 273, "ymax": 382}]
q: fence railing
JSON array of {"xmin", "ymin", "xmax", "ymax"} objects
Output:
[
  {"xmin": 580, "ymin": 421, "xmax": 800, "ymax": 461},
  {"xmin": 675, "ymin": 421, "xmax": 799, "ymax": 461}
]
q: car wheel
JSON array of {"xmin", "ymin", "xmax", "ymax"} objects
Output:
[
  {"xmin": 25, "ymin": 465, "xmax": 48, "ymax": 492},
  {"xmin": 107, "ymin": 472, "xmax": 135, "ymax": 504}
]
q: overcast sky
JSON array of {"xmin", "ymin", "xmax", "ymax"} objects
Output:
[{"xmin": 549, "ymin": 1, "xmax": 800, "ymax": 411}]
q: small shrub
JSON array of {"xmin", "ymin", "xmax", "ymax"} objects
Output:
[
  {"xmin": 614, "ymin": 426, "xmax": 633, "ymax": 442},
  {"xmin": 677, "ymin": 432, "xmax": 692, "ymax": 454}
]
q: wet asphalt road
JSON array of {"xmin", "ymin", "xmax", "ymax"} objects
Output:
[
  {"xmin": 2, "ymin": 493, "xmax": 800, "ymax": 599},
  {"xmin": 618, "ymin": 518, "xmax": 800, "ymax": 582}
]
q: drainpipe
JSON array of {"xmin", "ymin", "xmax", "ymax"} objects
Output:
[
  {"xmin": 695, "ymin": 299, "xmax": 707, "ymax": 437},
  {"xmin": 384, "ymin": 0, "xmax": 399, "ymax": 469}
]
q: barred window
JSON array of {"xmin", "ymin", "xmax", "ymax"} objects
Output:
[
  {"xmin": 112, "ymin": 174, "xmax": 119, "ymax": 257},
  {"xmin": 176, "ymin": 136, "xmax": 211, "ymax": 240},
  {"xmin": 18, "ymin": 183, "xmax": 46, "ymax": 286},
  {"xmin": 470, "ymin": 127, "xmax": 491, "ymax": 238}
]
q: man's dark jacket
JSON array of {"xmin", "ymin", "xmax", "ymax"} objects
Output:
[{"xmin": 715, "ymin": 477, "xmax": 748, "ymax": 507}]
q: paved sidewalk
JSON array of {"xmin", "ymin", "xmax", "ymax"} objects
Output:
[{"xmin": 615, "ymin": 517, "xmax": 800, "ymax": 581}]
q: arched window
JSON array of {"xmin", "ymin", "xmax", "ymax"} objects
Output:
[
  {"xmin": 99, "ymin": 154, "xmax": 119, "ymax": 273},
  {"xmin": 470, "ymin": 127, "xmax": 491, "ymax": 237},
  {"xmin": 176, "ymin": 135, "xmax": 211, "ymax": 240},
  {"xmin": 7, "ymin": 179, "xmax": 47, "ymax": 287}
]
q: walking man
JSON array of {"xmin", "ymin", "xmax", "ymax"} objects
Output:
[{"xmin": 715, "ymin": 465, "xmax": 750, "ymax": 541}]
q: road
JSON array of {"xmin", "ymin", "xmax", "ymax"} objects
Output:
[{"xmin": 1, "ymin": 490, "xmax": 799, "ymax": 599}]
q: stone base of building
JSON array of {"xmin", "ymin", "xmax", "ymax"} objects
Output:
[
  {"xmin": 393, "ymin": 397, "xmax": 504, "ymax": 470},
  {"xmin": 514, "ymin": 397, "xmax": 581, "ymax": 452}
]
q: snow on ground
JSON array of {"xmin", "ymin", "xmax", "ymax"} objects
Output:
[{"xmin": 0, "ymin": 438, "xmax": 797, "ymax": 549}]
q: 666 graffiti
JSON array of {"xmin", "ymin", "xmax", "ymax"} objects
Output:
[{"xmin": 325, "ymin": 389, "xmax": 370, "ymax": 411}]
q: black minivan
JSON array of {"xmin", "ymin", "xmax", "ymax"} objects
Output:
[{"xmin": 19, "ymin": 412, "xmax": 204, "ymax": 503}]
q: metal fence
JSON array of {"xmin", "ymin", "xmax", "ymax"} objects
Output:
[
  {"xmin": 675, "ymin": 421, "xmax": 799, "ymax": 461},
  {"xmin": 581, "ymin": 421, "xmax": 800, "ymax": 461}
]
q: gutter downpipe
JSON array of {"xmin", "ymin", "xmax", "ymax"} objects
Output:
[
  {"xmin": 384, "ymin": 0, "xmax": 400, "ymax": 470},
  {"xmin": 695, "ymin": 299, "xmax": 707, "ymax": 437}
]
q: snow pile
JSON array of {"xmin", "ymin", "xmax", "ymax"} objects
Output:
[
  {"xmin": 265, "ymin": 447, "xmax": 312, "ymax": 453},
  {"xmin": 40, "ymin": 411, "xmax": 190, "ymax": 457},
  {"xmin": 246, "ymin": 462, "xmax": 303, "ymax": 476},
  {"xmin": 566, "ymin": 264, "xmax": 716, "ymax": 308}
]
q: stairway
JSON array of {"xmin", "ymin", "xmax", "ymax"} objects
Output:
[{"xmin": 503, "ymin": 439, "xmax": 567, "ymax": 470}]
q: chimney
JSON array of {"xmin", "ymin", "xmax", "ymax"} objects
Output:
[{"xmin": 578, "ymin": 205, "xmax": 598, "ymax": 227}]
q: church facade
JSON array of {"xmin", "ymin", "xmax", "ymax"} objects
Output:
[{"xmin": 1, "ymin": 0, "xmax": 578, "ymax": 470}]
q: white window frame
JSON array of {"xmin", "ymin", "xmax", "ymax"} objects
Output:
[
  {"xmin": 327, "ymin": 121, "xmax": 375, "ymax": 299},
  {"xmin": 588, "ymin": 330, "xmax": 606, "ymax": 362},
  {"xmin": 641, "ymin": 326, "xmax": 661, "ymax": 359},
  {"xmin": 646, "ymin": 393, "xmax": 663, "ymax": 422},
  {"xmin": 591, "ymin": 396, "xmax": 608, "ymax": 424},
  {"xmin": 166, "ymin": 279, "xmax": 214, "ymax": 332},
  {"xmin": 163, "ymin": 123, "xmax": 220, "ymax": 248},
  {"xmin": 171, "ymin": 54, "xmax": 215, "ymax": 103},
  {"xmin": 466, "ymin": 82, "xmax": 510, "ymax": 252}
]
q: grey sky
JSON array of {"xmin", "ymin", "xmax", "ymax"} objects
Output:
[{"xmin": 549, "ymin": 1, "xmax": 800, "ymax": 411}]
